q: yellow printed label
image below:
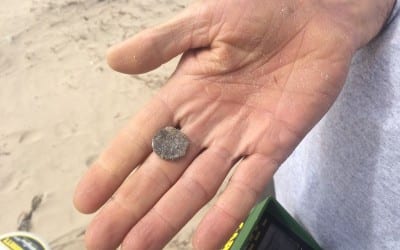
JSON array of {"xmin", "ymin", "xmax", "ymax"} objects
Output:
[
  {"xmin": 1, "ymin": 238, "xmax": 24, "ymax": 250},
  {"xmin": 222, "ymin": 222, "xmax": 244, "ymax": 250}
]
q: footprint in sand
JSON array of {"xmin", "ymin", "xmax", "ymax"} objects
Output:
[
  {"xmin": 18, "ymin": 130, "xmax": 43, "ymax": 144},
  {"xmin": 54, "ymin": 122, "xmax": 78, "ymax": 139},
  {"xmin": 0, "ymin": 50, "xmax": 13, "ymax": 74}
]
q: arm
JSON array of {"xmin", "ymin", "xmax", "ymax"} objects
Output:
[{"xmin": 74, "ymin": 1, "xmax": 396, "ymax": 249}]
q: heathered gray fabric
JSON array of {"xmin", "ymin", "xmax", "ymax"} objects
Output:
[{"xmin": 274, "ymin": 4, "xmax": 400, "ymax": 250}]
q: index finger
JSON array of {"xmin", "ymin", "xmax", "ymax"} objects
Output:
[{"xmin": 73, "ymin": 96, "xmax": 174, "ymax": 213}]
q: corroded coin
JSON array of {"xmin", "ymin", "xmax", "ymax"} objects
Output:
[{"xmin": 152, "ymin": 126, "xmax": 189, "ymax": 160}]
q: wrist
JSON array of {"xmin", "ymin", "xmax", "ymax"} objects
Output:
[{"xmin": 320, "ymin": 0, "xmax": 396, "ymax": 50}]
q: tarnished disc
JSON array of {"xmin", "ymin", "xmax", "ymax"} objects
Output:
[{"xmin": 152, "ymin": 126, "xmax": 189, "ymax": 160}]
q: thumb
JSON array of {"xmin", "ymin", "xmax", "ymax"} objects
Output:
[{"xmin": 107, "ymin": 3, "xmax": 213, "ymax": 74}]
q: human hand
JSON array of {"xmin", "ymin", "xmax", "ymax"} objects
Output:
[{"xmin": 74, "ymin": 0, "xmax": 395, "ymax": 249}]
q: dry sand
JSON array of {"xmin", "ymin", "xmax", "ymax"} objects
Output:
[{"xmin": 0, "ymin": 0, "xmax": 222, "ymax": 249}]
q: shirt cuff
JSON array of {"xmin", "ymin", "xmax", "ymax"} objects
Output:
[{"xmin": 387, "ymin": 0, "xmax": 399, "ymax": 24}]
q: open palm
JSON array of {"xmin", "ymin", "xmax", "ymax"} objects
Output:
[{"xmin": 74, "ymin": 0, "xmax": 356, "ymax": 249}]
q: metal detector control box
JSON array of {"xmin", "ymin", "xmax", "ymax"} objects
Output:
[{"xmin": 223, "ymin": 197, "xmax": 322, "ymax": 250}]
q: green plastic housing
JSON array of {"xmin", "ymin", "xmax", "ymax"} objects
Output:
[{"xmin": 223, "ymin": 196, "xmax": 322, "ymax": 250}]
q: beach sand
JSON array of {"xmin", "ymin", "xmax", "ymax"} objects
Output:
[{"xmin": 0, "ymin": 0, "xmax": 225, "ymax": 249}]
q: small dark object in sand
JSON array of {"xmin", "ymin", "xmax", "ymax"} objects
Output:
[
  {"xmin": 17, "ymin": 194, "xmax": 43, "ymax": 231},
  {"xmin": 152, "ymin": 127, "xmax": 189, "ymax": 160}
]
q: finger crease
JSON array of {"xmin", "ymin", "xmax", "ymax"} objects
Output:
[
  {"xmin": 209, "ymin": 144, "xmax": 235, "ymax": 163},
  {"xmin": 151, "ymin": 207, "xmax": 179, "ymax": 232},
  {"xmin": 154, "ymin": 166, "xmax": 175, "ymax": 188},
  {"xmin": 214, "ymin": 203, "xmax": 242, "ymax": 224},
  {"xmin": 111, "ymin": 195, "xmax": 140, "ymax": 220},
  {"xmin": 230, "ymin": 178, "xmax": 260, "ymax": 201},
  {"xmin": 95, "ymin": 160, "xmax": 121, "ymax": 180},
  {"xmin": 181, "ymin": 174, "xmax": 215, "ymax": 202}
]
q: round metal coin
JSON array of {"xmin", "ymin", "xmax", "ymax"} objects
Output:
[{"xmin": 152, "ymin": 126, "xmax": 189, "ymax": 160}]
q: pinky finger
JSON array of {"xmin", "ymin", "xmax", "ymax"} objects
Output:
[{"xmin": 192, "ymin": 154, "xmax": 278, "ymax": 250}]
